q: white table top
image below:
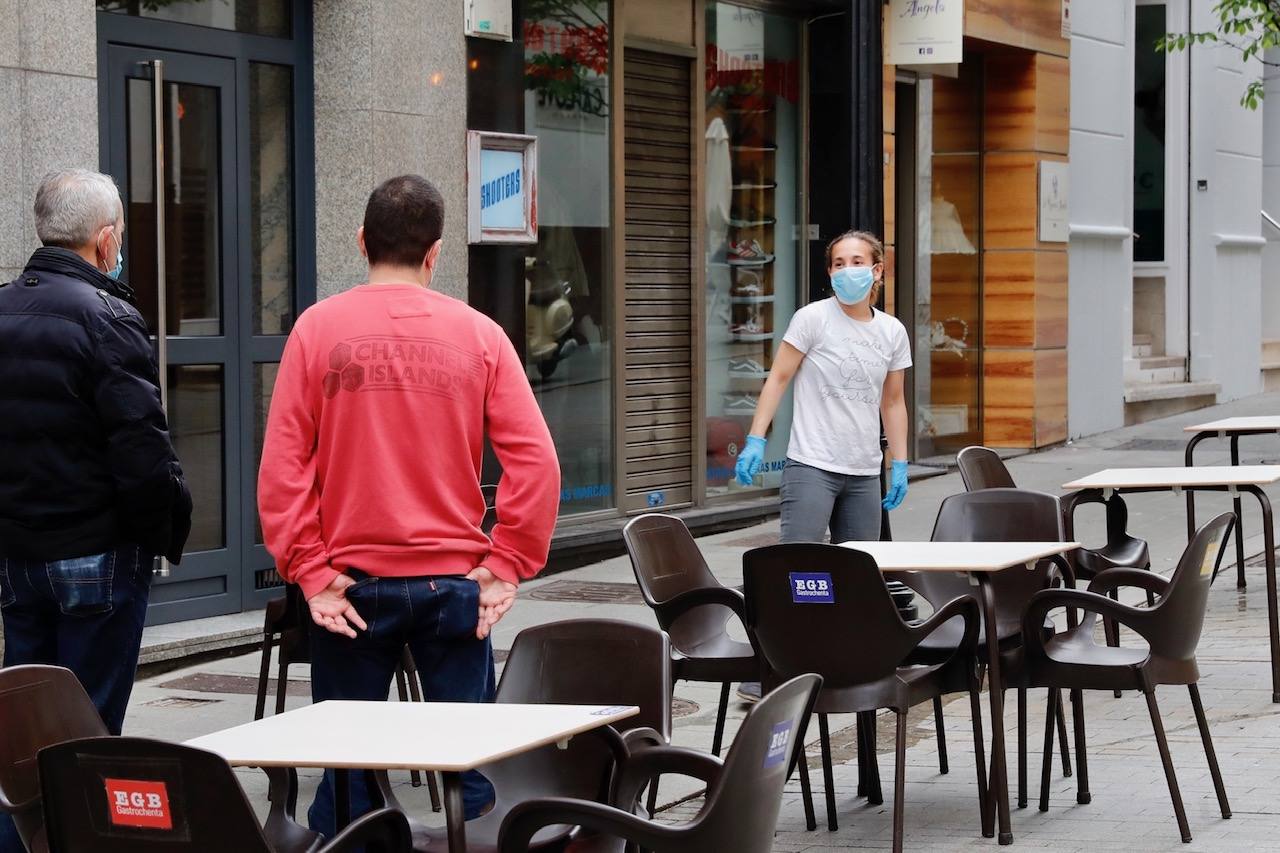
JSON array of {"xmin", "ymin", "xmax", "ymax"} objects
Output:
[
  {"xmin": 1063, "ymin": 465, "xmax": 1280, "ymax": 491},
  {"xmin": 186, "ymin": 701, "xmax": 638, "ymax": 772},
  {"xmin": 1185, "ymin": 416, "xmax": 1280, "ymax": 433},
  {"xmin": 836, "ymin": 540, "xmax": 1080, "ymax": 572}
]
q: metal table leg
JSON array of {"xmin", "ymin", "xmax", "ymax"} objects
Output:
[
  {"xmin": 1232, "ymin": 436, "xmax": 1248, "ymax": 587},
  {"xmin": 443, "ymin": 771, "xmax": 468, "ymax": 853},
  {"xmin": 1185, "ymin": 432, "xmax": 1208, "ymax": 545},
  {"xmin": 977, "ymin": 575, "xmax": 1013, "ymax": 844},
  {"xmin": 1243, "ymin": 486, "xmax": 1279, "ymax": 702}
]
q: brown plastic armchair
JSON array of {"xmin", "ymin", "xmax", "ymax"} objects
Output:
[
  {"xmin": 38, "ymin": 736, "xmax": 411, "ymax": 852},
  {"xmin": 378, "ymin": 618, "xmax": 670, "ymax": 852},
  {"xmin": 890, "ymin": 487, "xmax": 1077, "ymax": 812},
  {"xmin": 0, "ymin": 665, "xmax": 108, "ymax": 853},
  {"xmin": 743, "ymin": 543, "xmax": 987, "ymax": 851},
  {"xmin": 1021, "ymin": 512, "xmax": 1235, "ymax": 844},
  {"xmin": 497, "ymin": 673, "xmax": 822, "ymax": 853},
  {"xmin": 623, "ymin": 513, "xmax": 760, "ymax": 756}
]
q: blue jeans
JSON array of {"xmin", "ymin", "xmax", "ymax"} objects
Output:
[
  {"xmin": 306, "ymin": 571, "xmax": 497, "ymax": 839},
  {"xmin": 779, "ymin": 459, "xmax": 883, "ymax": 544},
  {"xmin": 0, "ymin": 545, "xmax": 153, "ymax": 853}
]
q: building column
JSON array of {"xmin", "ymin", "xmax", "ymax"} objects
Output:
[
  {"xmin": 0, "ymin": 0, "xmax": 99, "ymax": 283},
  {"xmin": 981, "ymin": 51, "xmax": 1070, "ymax": 448},
  {"xmin": 312, "ymin": 0, "xmax": 469, "ymax": 301}
]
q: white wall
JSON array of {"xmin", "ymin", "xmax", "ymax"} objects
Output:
[
  {"xmin": 1263, "ymin": 48, "xmax": 1280, "ymax": 343},
  {"xmin": 1187, "ymin": 0, "xmax": 1265, "ymax": 399},
  {"xmin": 1067, "ymin": 0, "xmax": 1133, "ymax": 438}
]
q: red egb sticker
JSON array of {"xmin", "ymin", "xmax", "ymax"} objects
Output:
[{"xmin": 104, "ymin": 779, "xmax": 173, "ymax": 830}]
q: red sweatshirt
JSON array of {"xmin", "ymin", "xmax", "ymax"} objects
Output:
[{"xmin": 258, "ymin": 283, "xmax": 560, "ymax": 600}]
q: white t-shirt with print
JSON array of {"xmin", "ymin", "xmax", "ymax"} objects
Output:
[{"xmin": 781, "ymin": 299, "xmax": 912, "ymax": 476}]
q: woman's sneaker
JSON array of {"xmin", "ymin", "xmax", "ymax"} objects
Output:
[{"xmin": 736, "ymin": 682, "xmax": 762, "ymax": 703}]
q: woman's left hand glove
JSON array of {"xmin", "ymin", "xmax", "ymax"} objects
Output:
[{"xmin": 882, "ymin": 460, "xmax": 909, "ymax": 511}]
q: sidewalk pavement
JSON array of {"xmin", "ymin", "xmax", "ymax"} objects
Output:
[{"xmin": 122, "ymin": 391, "xmax": 1280, "ymax": 850}]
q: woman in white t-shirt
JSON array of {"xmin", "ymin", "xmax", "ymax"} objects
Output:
[{"xmin": 734, "ymin": 230, "xmax": 911, "ymax": 544}]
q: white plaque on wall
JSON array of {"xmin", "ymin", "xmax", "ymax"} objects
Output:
[
  {"xmin": 465, "ymin": 0, "xmax": 513, "ymax": 41},
  {"xmin": 1061, "ymin": 0, "xmax": 1072, "ymax": 38},
  {"xmin": 1038, "ymin": 160, "xmax": 1070, "ymax": 243},
  {"xmin": 886, "ymin": 0, "xmax": 964, "ymax": 66}
]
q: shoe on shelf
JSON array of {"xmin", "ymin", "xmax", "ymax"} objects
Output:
[
  {"xmin": 728, "ymin": 239, "xmax": 775, "ymax": 264},
  {"xmin": 731, "ymin": 269, "xmax": 764, "ymax": 296},
  {"xmin": 728, "ymin": 318, "xmax": 766, "ymax": 336},
  {"xmin": 736, "ymin": 682, "xmax": 763, "ymax": 703},
  {"xmin": 723, "ymin": 394, "xmax": 759, "ymax": 414},
  {"xmin": 728, "ymin": 357, "xmax": 768, "ymax": 378},
  {"xmin": 729, "ymin": 216, "xmax": 777, "ymax": 228}
]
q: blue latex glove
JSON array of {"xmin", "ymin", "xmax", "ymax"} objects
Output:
[
  {"xmin": 734, "ymin": 435, "xmax": 767, "ymax": 486},
  {"xmin": 882, "ymin": 459, "xmax": 909, "ymax": 510}
]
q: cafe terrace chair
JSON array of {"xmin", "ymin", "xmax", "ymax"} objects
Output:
[
  {"xmin": 497, "ymin": 673, "xmax": 822, "ymax": 853},
  {"xmin": 743, "ymin": 543, "xmax": 987, "ymax": 851},
  {"xmin": 0, "ymin": 665, "xmax": 109, "ymax": 853},
  {"xmin": 1020, "ymin": 513, "xmax": 1235, "ymax": 844},
  {"xmin": 958, "ymin": 445, "xmax": 1156, "ymax": 635},
  {"xmin": 38, "ymin": 736, "xmax": 411, "ymax": 853},
  {"xmin": 380, "ymin": 618, "xmax": 671, "ymax": 853},
  {"xmin": 622, "ymin": 513, "xmax": 760, "ymax": 756},
  {"xmin": 889, "ymin": 488, "xmax": 1077, "ymax": 810}
]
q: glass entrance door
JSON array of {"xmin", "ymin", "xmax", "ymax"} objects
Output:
[{"xmin": 104, "ymin": 44, "xmax": 295, "ymax": 622}]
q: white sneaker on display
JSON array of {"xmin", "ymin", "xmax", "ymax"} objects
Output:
[{"xmin": 728, "ymin": 357, "xmax": 768, "ymax": 378}]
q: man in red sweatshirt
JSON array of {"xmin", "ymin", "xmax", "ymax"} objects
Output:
[{"xmin": 258, "ymin": 174, "xmax": 559, "ymax": 836}]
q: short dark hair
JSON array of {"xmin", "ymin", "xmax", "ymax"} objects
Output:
[{"xmin": 362, "ymin": 175, "xmax": 445, "ymax": 267}]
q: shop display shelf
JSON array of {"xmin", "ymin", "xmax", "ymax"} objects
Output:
[
  {"xmin": 730, "ymin": 295, "xmax": 775, "ymax": 304},
  {"xmin": 727, "ymin": 257, "xmax": 774, "ymax": 268},
  {"xmin": 730, "ymin": 331, "xmax": 773, "ymax": 342}
]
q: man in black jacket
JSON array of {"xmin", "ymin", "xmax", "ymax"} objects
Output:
[{"xmin": 0, "ymin": 169, "xmax": 191, "ymax": 742}]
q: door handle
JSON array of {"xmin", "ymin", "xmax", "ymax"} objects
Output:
[{"xmin": 145, "ymin": 59, "xmax": 172, "ymax": 579}]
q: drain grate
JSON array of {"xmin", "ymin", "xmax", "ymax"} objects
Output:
[
  {"xmin": 522, "ymin": 580, "xmax": 646, "ymax": 605},
  {"xmin": 671, "ymin": 697, "xmax": 699, "ymax": 718},
  {"xmin": 723, "ymin": 533, "xmax": 779, "ymax": 548},
  {"xmin": 161, "ymin": 672, "xmax": 309, "ymax": 697},
  {"xmin": 143, "ymin": 696, "xmax": 223, "ymax": 709},
  {"xmin": 1109, "ymin": 438, "xmax": 1189, "ymax": 452}
]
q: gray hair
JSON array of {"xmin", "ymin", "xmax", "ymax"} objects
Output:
[{"xmin": 34, "ymin": 169, "xmax": 123, "ymax": 248}]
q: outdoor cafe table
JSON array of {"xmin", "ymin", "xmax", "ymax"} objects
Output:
[
  {"xmin": 1184, "ymin": 417, "xmax": 1280, "ymax": 587},
  {"xmin": 186, "ymin": 699, "xmax": 638, "ymax": 853},
  {"xmin": 836, "ymin": 539, "xmax": 1081, "ymax": 847},
  {"xmin": 1063, "ymin": 466, "xmax": 1280, "ymax": 702}
]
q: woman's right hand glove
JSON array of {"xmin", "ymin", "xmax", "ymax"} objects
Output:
[{"xmin": 734, "ymin": 435, "xmax": 767, "ymax": 486}]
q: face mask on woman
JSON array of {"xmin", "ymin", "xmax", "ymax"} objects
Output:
[{"xmin": 831, "ymin": 266, "xmax": 874, "ymax": 305}]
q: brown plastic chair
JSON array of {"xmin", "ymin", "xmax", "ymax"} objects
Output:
[
  {"xmin": 743, "ymin": 543, "xmax": 987, "ymax": 851},
  {"xmin": 497, "ymin": 673, "xmax": 822, "ymax": 853},
  {"xmin": 1021, "ymin": 512, "xmax": 1235, "ymax": 844},
  {"xmin": 622, "ymin": 513, "xmax": 760, "ymax": 756},
  {"xmin": 375, "ymin": 618, "xmax": 670, "ymax": 852},
  {"xmin": 38, "ymin": 736, "xmax": 411, "ymax": 852},
  {"xmin": 890, "ymin": 487, "xmax": 1076, "ymax": 811},
  {"xmin": 0, "ymin": 665, "xmax": 108, "ymax": 853},
  {"xmin": 958, "ymin": 445, "xmax": 1155, "ymax": 617}
]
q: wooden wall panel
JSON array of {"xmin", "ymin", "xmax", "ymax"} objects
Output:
[
  {"xmin": 1034, "ymin": 251, "xmax": 1068, "ymax": 349},
  {"xmin": 983, "ymin": 250, "xmax": 1068, "ymax": 349},
  {"xmin": 983, "ymin": 53, "xmax": 1037, "ymax": 151},
  {"xmin": 933, "ymin": 71, "xmax": 981, "ymax": 154},
  {"xmin": 625, "ymin": 0, "xmax": 695, "ymax": 47},
  {"xmin": 1034, "ymin": 348, "xmax": 1068, "ymax": 446},
  {"xmin": 982, "ymin": 152, "xmax": 1067, "ymax": 250},
  {"xmin": 1034, "ymin": 54, "xmax": 1070, "ymax": 154},
  {"xmin": 884, "ymin": 132, "xmax": 896, "ymax": 246},
  {"xmin": 965, "ymin": 0, "xmax": 1070, "ymax": 58},
  {"xmin": 982, "ymin": 350, "xmax": 1035, "ymax": 446}
]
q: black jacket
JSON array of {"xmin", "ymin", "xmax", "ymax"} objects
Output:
[{"xmin": 0, "ymin": 248, "xmax": 192, "ymax": 562}]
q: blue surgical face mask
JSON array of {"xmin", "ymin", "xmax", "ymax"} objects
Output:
[
  {"xmin": 831, "ymin": 265, "xmax": 874, "ymax": 305},
  {"xmin": 101, "ymin": 230, "xmax": 123, "ymax": 280}
]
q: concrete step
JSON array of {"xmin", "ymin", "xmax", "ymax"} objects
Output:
[
  {"xmin": 1263, "ymin": 338, "xmax": 1280, "ymax": 361},
  {"xmin": 1123, "ymin": 356, "xmax": 1186, "ymax": 384},
  {"xmin": 1133, "ymin": 333, "xmax": 1153, "ymax": 346},
  {"xmin": 1123, "ymin": 380, "xmax": 1221, "ymax": 403},
  {"xmin": 1131, "ymin": 344, "xmax": 1154, "ymax": 358}
]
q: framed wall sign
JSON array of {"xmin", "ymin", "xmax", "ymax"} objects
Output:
[
  {"xmin": 1038, "ymin": 160, "xmax": 1070, "ymax": 243},
  {"xmin": 467, "ymin": 130, "xmax": 537, "ymax": 244},
  {"xmin": 886, "ymin": 0, "xmax": 964, "ymax": 66}
]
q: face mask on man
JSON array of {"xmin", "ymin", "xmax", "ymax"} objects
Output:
[
  {"xmin": 831, "ymin": 265, "xmax": 874, "ymax": 305},
  {"xmin": 101, "ymin": 230, "xmax": 123, "ymax": 280}
]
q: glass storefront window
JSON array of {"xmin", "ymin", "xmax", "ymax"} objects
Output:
[
  {"xmin": 704, "ymin": 4, "xmax": 802, "ymax": 496},
  {"xmin": 98, "ymin": 0, "xmax": 291, "ymax": 38},
  {"xmin": 915, "ymin": 67, "xmax": 983, "ymax": 459},
  {"xmin": 249, "ymin": 63, "xmax": 296, "ymax": 336},
  {"xmin": 522, "ymin": 0, "xmax": 614, "ymax": 514}
]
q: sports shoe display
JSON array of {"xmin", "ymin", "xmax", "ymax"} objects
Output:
[
  {"xmin": 728, "ymin": 357, "xmax": 768, "ymax": 378},
  {"xmin": 723, "ymin": 394, "xmax": 758, "ymax": 414},
  {"xmin": 727, "ymin": 239, "xmax": 775, "ymax": 265},
  {"xmin": 731, "ymin": 269, "xmax": 765, "ymax": 297}
]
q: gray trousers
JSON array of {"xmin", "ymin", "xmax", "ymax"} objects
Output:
[{"xmin": 779, "ymin": 459, "xmax": 882, "ymax": 544}]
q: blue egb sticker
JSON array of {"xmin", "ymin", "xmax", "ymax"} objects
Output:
[
  {"xmin": 789, "ymin": 572, "xmax": 834, "ymax": 604},
  {"xmin": 763, "ymin": 720, "xmax": 792, "ymax": 769}
]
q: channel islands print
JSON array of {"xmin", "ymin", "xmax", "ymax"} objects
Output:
[{"xmin": 323, "ymin": 336, "xmax": 486, "ymax": 399}]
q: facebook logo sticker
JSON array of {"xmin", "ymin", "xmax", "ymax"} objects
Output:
[
  {"xmin": 789, "ymin": 572, "xmax": 834, "ymax": 604},
  {"xmin": 763, "ymin": 720, "xmax": 792, "ymax": 769}
]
